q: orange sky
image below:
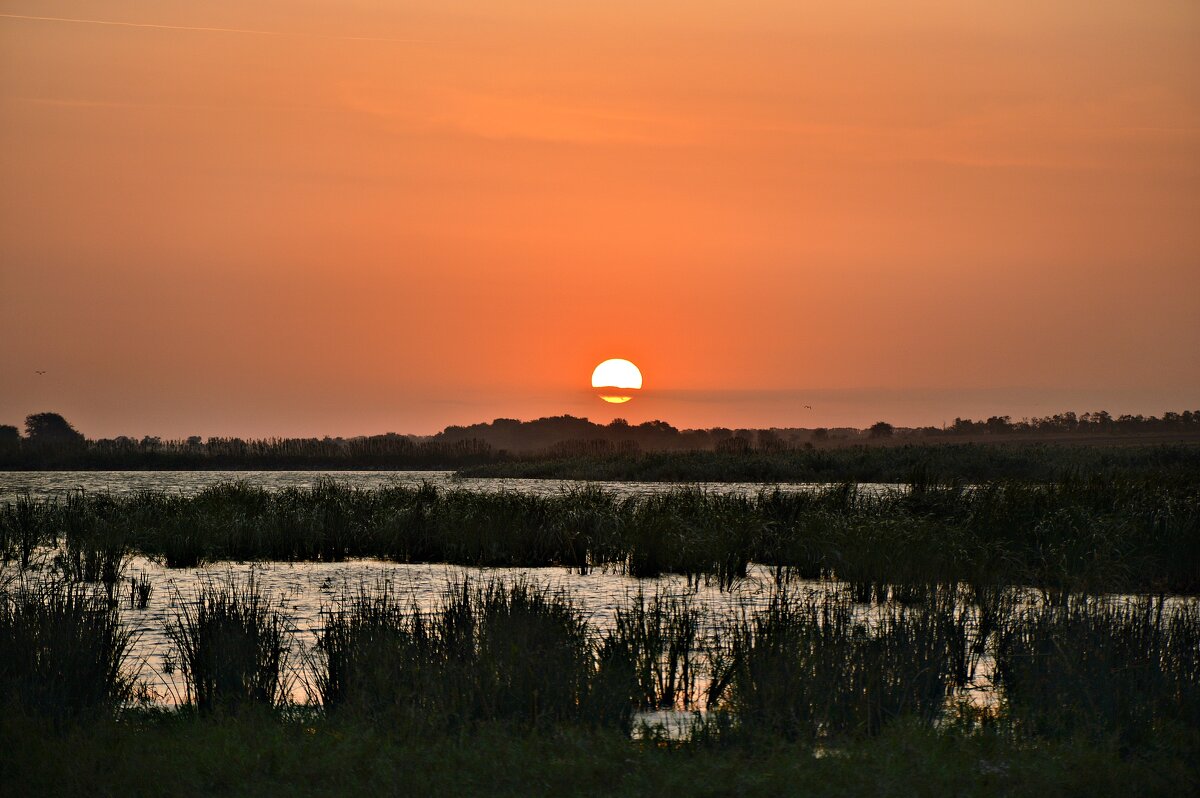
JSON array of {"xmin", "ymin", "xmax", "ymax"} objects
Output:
[{"xmin": 1, "ymin": 1, "xmax": 1198, "ymax": 438}]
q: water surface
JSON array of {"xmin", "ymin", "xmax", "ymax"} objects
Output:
[{"xmin": 0, "ymin": 470, "xmax": 900, "ymax": 502}]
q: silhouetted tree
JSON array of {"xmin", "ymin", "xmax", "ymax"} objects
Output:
[
  {"xmin": 24, "ymin": 412, "xmax": 85, "ymax": 448},
  {"xmin": 985, "ymin": 416, "xmax": 1013, "ymax": 434},
  {"xmin": 868, "ymin": 421, "xmax": 895, "ymax": 439},
  {"xmin": 0, "ymin": 424, "xmax": 19, "ymax": 449}
]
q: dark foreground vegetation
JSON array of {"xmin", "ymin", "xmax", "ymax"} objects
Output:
[
  {"xmin": 5, "ymin": 714, "xmax": 1194, "ymax": 797},
  {"xmin": 3, "ymin": 475, "xmax": 1198, "ymax": 593},
  {"xmin": 1, "ymin": 577, "xmax": 1197, "ymax": 796},
  {"xmin": 458, "ymin": 441, "xmax": 1200, "ymax": 483},
  {"xmin": 3, "ymin": 437, "xmax": 1197, "ymax": 794}
]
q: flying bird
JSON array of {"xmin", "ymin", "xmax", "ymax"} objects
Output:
[
  {"xmin": 804, "ymin": 405, "xmax": 812, "ymax": 410},
  {"xmin": 35, "ymin": 370, "xmax": 46, "ymax": 375}
]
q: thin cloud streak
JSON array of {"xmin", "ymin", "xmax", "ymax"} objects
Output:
[{"xmin": 0, "ymin": 13, "xmax": 428, "ymax": 44}]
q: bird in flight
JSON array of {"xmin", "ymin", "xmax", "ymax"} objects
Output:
[
  {"xmin": 35, "ymin": 370, "xmax": 46, "ymax": 375},
  {"xmin": 804, "ymin": 405, "xmax": 812, "ymax": 410}
]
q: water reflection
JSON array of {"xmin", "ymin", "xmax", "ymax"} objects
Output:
[
  {"xmin": 0, "ymin": 470, "xmax": 901, "ymax": 502},
  {"xmin": 19, "ymin": 557, "xmax": 1002, "ymax": 736}
]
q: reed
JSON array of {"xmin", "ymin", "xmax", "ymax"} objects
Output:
[
  {"xmin": 1, "ymin": 572, "xmax": 1199, "ymax": 753},
  {"xmin": 56, "ymin": 494, "xmax": 130, "ymax": 591},
  {"xmin": 167, "ymin": 574, "xmax": 290, "ymax": 713},
  {"xmin": 994, "ymin": 597, "xmax": 1200, "ymax": 748},
  {"xmin": 0, "ymin": 580, "xmax": 135, "ymax": 720},
  {"xmin": 1, "ymin": 494, "xmax": 50, "ymax": 568},
  {"xmin": 602, "ymin": 590, "xmax": 701, "ymax": 710},
  {"xmin": 704, "ymin": 588, "xmax": 970, "ymax": 742},
  {"xmin": 128, "ymin": 572, "xmax": 153, "ymax": 609},
  {"xmin": 4, "ymin": 473, "xmax": 1197, "ymax": 595},
  {"xmin": 316, "ymin": 579, "xmax": 626, "ymax": 731},
  {"xmin": 459, "ymin": 442, "xmax": 1200, "ymax": 484}
]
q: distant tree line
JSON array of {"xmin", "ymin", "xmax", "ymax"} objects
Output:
[
  {"xmin": 1, "ymin": 408, "xmax": 1197, "ymax": 470},
  {"xmin": 925, "ymin": 410, "xmax": 1200, "ymax": 436},
  {"xmin": 0, "ymin": 413, "xmax": 493, "ymax": 470}
]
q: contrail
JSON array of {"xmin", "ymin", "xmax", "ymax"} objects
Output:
[{"xmin": 0, "ymin": 13, "xmax": 427, "ymax": 44}]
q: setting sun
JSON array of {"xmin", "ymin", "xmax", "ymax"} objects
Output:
[{"xmin": 591, "ymin": 359, "xmax": 642, "ymax": 404}]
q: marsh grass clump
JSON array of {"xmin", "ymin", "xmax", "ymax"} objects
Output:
[
  {"xmin": 705, "ymin": 588, "xmax": 970, "ymax": 742},
  {"xmin": 621, "ymin": 490, "xmax": 759, "ymax": 587},
  {"xmin": 602, "ymin": 590, "xmax": 700, "ymax": 710},
  {"xmin": 476, "ymin": 580, "xmax": 597, "ymax": 723},
  {"xmin": 1, "ymin": 494, "xmax": 51, "ymax": 569},
  {"xmin": 167, "ymin": 574, "xmax": 290, "ymax": 713},
  {"xmin": 994, "ymin": 597, "xmax": 1200, "ymax": 747},
  {"xmin": 314, "ymin": 583, "xmax": 446, "ymax": 720},
  {"xmin": 0, "ymin": 580, "xmax": 135, "ymax": 720},
  {"xmin": 128, "ymin": 572, "xmax": 152, "ymax": 609},
  {"xmin": 317, "ymin": 579, "xmax": 630, "ymax": 732}
]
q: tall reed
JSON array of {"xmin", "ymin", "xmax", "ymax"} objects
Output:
[
  {"xmin": 167, "ymin": 574, "xmax": 290, "ymax": 713},
  {"xmin": 994, "ymin": 597, "xmax": 1200, "ymax": 747},
  {"xmin": 705, "ymin": 588, "xmax": 970, "ymax": 742},
  {"xmin": 4, "ymin": 474, "xmax": 1196, "ymax": 595},
  {"xmin": 0, "ymin": 580, "xmax": 135, "ymax": 720},
  {"xmin": 602, "ymin": 590, "xmax": 700, "ymax": 710},
  {"xmin": 1, "ymin": 494, "xmax": 49, "ymax": 569},
  {"xmin": 316, "ymin": 579, "xmax": 630, "ymax": 731}
]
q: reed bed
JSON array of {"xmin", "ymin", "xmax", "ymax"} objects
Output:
[
  {"xmin": 0, "ymin": 580, "xmax": 136, "ymax": 720},
  {"xmin": 604, "ymin": 590, "xmax": 701, "ymax": 711},
  {"xmin": 166, "ymin": 574, "xmax": 291, "ymax": 713},
  {"xmin": 315, "ymin": 579, "xmax": 610, "ymax": 730},
  {"xmin": 3, "ymin": 475, "xmax": 1196, "ymax": 594},
  {"xmin": 995, "ymin": 597, "xmax": 1200, "ymax": 748},
  {"xmin": 458, "ymin": 441, "xmax": 1200, "ymax": 484},
  {"xmin": 700, "ymin": 588, "xmax": 971, "ymax": 742},
  {"xmin": 1, "ymin": 572, "xmax": 1198, "ymax": 752}
]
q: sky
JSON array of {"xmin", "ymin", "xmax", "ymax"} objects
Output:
[{"xmin": 1, "ymin": 1, "xmax": 1198, "ymax": 438}]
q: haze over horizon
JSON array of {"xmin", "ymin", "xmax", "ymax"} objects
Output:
[{"xmin": 2, "ymin": 1, "xmax": 1198, "ymax": 439}]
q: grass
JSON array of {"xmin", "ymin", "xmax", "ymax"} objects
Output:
[
  {"xmin": 703, "ymin": 589, "xmax": 971, "ymax": 743},
  {"xmin": 457, "ymin": 441, "xmax": 1200, "ymax": 483},
  {"xmin": 1, "ymin": 494, "xmax": 47, "ymax": 569},
  {"xmin": 4, "ymin": 473, "xmax": 1198, "ymax": 594},
  {"xmin": 604, "ymin": 590, "xmax": 701, "ymax": 710},
  {"xmin": 166, "ymin": 574, "xmax": 291, "ymax": 713},
  {"xmin": 6, "ymin": 571, "xmax": 1198, "ymax": 748},
  {"xmin": 995, "ymin": 597, "xmax": 1200, "ymax": 748},
  {"xmin": 1, "ymin": 571, "xmax": 1199, "ymax": 794},
  {"xmin": 0, "ymin": 580, "xmax": 136, "ymax": 721},
  {"xmin": 128, "ymin": 571, "xmax": 152, "ymax": 609},
  {"xmin": 1, "ymin": 711, "xmax": 1196, "ymax": 797},
  {"xmin": 316, "ymin": 579, "xmax": 615, "ymax": 731}
]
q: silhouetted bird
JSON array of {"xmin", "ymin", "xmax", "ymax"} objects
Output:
[
  {"xmin": 35, "ymin": 370, "xmax": 46, "ymax": 375},
  {"xmin": 804, "ymin": 405, "xmax": 812, "ymax": 410}
]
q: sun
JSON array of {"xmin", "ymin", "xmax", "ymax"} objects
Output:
[{"xmin": 591, "ymin": 359, "xmax": 642, "ymax": 403}]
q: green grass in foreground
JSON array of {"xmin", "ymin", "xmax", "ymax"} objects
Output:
[{"xmin": 2, "ymin": 712, "xmax": 1197, "ymax": 798}]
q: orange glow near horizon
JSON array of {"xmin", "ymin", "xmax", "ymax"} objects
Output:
[{"xmin": 1, "ymin": 2, "xmax": 1198, "ymax": 438}]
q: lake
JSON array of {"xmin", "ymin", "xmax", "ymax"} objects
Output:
[
  {"xmin": 0, "ymin": 471, "xmax": 977, "ymax": 733},
  {"xmin": 0, "ymin": 469, "xmax": 901, "ymax": 502}
]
